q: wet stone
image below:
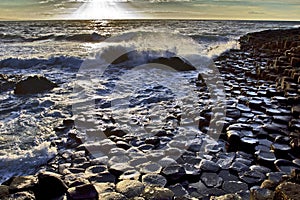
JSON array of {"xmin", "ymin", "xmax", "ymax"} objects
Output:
[
  {"xmin": 116, "ymin": 141, "xmax": 131, "ymax": 150},
  {"xmin": 67, "ymin": 184, "xmax": 98, "ymax": 200},
  {"xmin": 109, "ymin": 163, "xmax": 134, "ymax": 176},
  {"xmin": 239, "ymin": 170, "xmax": 266, "ymax": 185},
  {"xmin": 3, "ymin": 176, "xmax": 37, "ymax": 193},
  {"xmin": 216, "ymin": 153, "xmax": 236, "ymax": 169},
  {"xmin": 250, "ymin": 165, "xmax": 272, "ymax": 174},
  {"xmin": 142, "ymin": 174, "xmax": 167, "ymax": 187},
  {"xmin": 248, "ymin": 99, "xmax": 263, "ymax": 110},
  {"xmin": 162, "ymin": 164, "xmax": 186, "ymax": 183},
  {"xmin": 236, "ymin": 104, "xmax": 251, "ymax": 112},
  {"xmin": 200, "ymin": 172, "xmax": 223, "ymax": 188},
  {"xmin": 210, "ymin": 194, "xmax": 242, "ymax": 200},
  {"xmin": 0, "ymin": 185, "xmax": 9, "ymax": 199},
  {"xmin": 226, "ymin": 130, "xmax": 241, "ymax": 151},
  {"xmin": 9, "ymin": 191, "xmax": 36, "ymax": 200},
  {"xmin": 218, "ymin": 170, "xmax": 239, "ymax": 182},
  {"xmin": 230, "ymin": 161, "xmax": 250, "ymax": 174},
  {"xmin": 222, "ymin": 181, "xmax": 248, "ymax": 193},
  {"xmin": 189, "ymin": 180, "xmax": 209, "ymax": 196},
  {"xmin": 275, "ymin": 182, "xmax": 300, "ymax": 200},
  {"xmin": 271, "ymin": 143, "xmax": 292, "ymax": 159},
  {"xmin": 274, "ymin": 159, "xmax": 300, "ymax": 174},
  {"xmin": 235, "ymin": 157, "xmax": 252, "ymax": 166},
  {"xmin": 93, "ymin": 182, "xmax": 115, "ymax": 194},
  {"xmin": 168, "ymin": 184, "xmax": 188, "ymax": 197},
  {"xmin": 142, "ymin": 186, "xmax": 174, "ymax": 200},
  {"xmin": 255, "ymin": 150, "xmax": 276, "ymax": 167},
  {"xmin": 116, "ymin": 180, "xmax": 145, "ymax": 198},
  {"xmin": 240, "ymin": 137, "xmax": 259, "ymax": 153},
  {"xmin": 98, "ymin": 192, "xmax": 127, "ymax": 200},
  {"xmin": 198, "ymin": 159, "xmax": 220, "ymax": 172},
  {"xmin": 85, "ymin": 165, "xmax": 107, "ymax": 174},
  {"xmin": 139, "ymin": 162, "xmax": 162, "ymax": 174},
  {"xmin": 267, "ymin": 172, "xmax": 287, "ymax": 184},
  {"xmin": 261, "ymin": 180, "xmax": 278, "ymax": 190},
  {"xmin": 88, "ymin": 171, "xmax": 116, "ymax": 183},
  {"xmin": 250, "ymin": 187, "xmax": 275, "ymax": 200},
  {"xmin": 119, "ymin": 170, "xmax": 141, "ymax": 180},
  {"xmin": 37, "ymin": 172, "xmax": 68, "ymax": 200}
]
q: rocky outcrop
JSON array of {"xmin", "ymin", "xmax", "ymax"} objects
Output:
[{"xmin": 14, "ymin": 75, "xmax": 57, "ymax": 95}]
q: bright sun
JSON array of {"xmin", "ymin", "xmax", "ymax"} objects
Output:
[{"xmin": 72, "ymin": 0, "xmax": 139, "ymax": 19}]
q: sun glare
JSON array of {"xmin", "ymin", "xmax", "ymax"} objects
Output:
[{"xmin": 71, "ymin": 0, "xmax": 139, "ymax": 19}]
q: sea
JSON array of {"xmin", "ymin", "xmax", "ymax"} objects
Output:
[{"xmin": 0, "ymin": 20, "xmax": 299, "ymax": 183}]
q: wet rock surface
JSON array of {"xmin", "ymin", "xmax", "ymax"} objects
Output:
[
  {"xmin": 1, "ymin": 28, "xmax": 300, "ymax": 199},
  {"xmin": 14, "ymin": 75, "xmax": 57, "ymax": 95}
]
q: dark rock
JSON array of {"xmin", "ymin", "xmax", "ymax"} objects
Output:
[
  {"xmin": 2, "ymin": 176, "xmax": 37, "ymax": 194},
  {"xmin": 85, "ymin": 165, "xmax": 107, "ymax": 174},
  {"xmin": 216, "ymin": 153, "xmax": 236, "ymax": 169},
  {"xmin": 261, "ymin": 180, "xmax": 278, "ymax": 190},
  {"xmin": 116, "ymin": 180, "xmax": 145, "ymax": 198},
  {"xmin": 274, "ymin": 159, "xmax": 300, "ymax": 174},
  {"xmin": 142, "ymin": 186, "xmax": 174, "ymax": 200},
  {"xmin": 88, "ymin": 171, "xmax": 116, "ymax": 183},
  {"xmin": 267, "ymin": 172, "xmax": 287, "ymax": 184},
  {"xmin": 142, "ymin": 174, "xmax": 167, "ymax": 187},
  {"xmin": 37, "ymin": 171, "xmax": 68, "ymax": 199},
  {"xmin": 198, "ymin": 159, "xmax": 220, "ymax": 172},
  {"xmin": 222, "ymin": 181, "xmax": 248, "ymax": 193},
  {"xmin": 151, "ymin": 57, "xmax": 196, "ymax": 71},
  {"xmin": 200, "ymin": 173, "xmax": 223, "ymax": 188},
  {"xmin": 139, "ymin": 162, "xmax": 162, "ymax": 174},
  {"xmin": 9, "ymin": 191, "xmax": 36, "ymax": 200},
  {"xmin": 119, "ymin": 170, "xmax": 141, "ymax": 180},
  {"xmin": 275, "ymin": 182, "xmax": 300, "ymax": 200},
  {"xmin": 240, "ymin": 137, "xmax": 259, "ymax": 153},
  {"xmin": 168, "ymin": 184, "xmax": 188, "ymax": 197},
  {"xmin": 104, "ymin": 128, "xmax": 127, "ymax": 137},
  {"xmin": 93, "ymin": 182, "xmax": 115, "ymax": 194},
  {"xmin": 250, "ymin": 187, "xmax": 274, "ymax": 200},
  {"xmin": 98, "ymin": 192, "xmax": 127, "ymax": 200},
  {"xmin": 218, "ymin": 170, "xmax": 239, "ymax": 182},
  {"xmin": 162, "ymin": 164, "xmax": 186, "ymax": 183},
  {"xmin": 255, "ymin": 150, "xmax": 276, "ymax": 167},
  {"xmin": 67, "ymin": 184, "xmax": 98, "ymax": 200},
  {"xmin": 271, "ymin": 143, "xmax": 292, "ymax": 159},
  {"xmin": 230, "ymin": 161, "xmax": 249, "ymax": 174},
  {"xmin": 226, "ymin": 130, "xmax": 241, "ymax": 152},
  {"xmin": 239, "ymin": 170, "xmax": 266, "ymax": 185},
  {"xmin": 250, "ymin": 165, "xmax": 272, "ymax": 174},
  {"xmin": 109, "ymin": 163, "xmax": 134, "ymax": 176},
  {"xmin": 14, "ymin": 75, "xmax": 57, "ymax": 95},
  {"xmin": 0, "ymin": 185, "xmax": 9, "ymax": 199},
  {"xmin": 210, "ymin": 194, "xmax": 242, "ymax": 200}
]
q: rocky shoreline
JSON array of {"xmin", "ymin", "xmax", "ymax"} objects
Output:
[{"xmin": 1, "ymin": 27, "xmax": 300, "ymax": 200}]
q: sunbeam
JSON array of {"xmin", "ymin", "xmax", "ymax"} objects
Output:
[{"xmin": 71, "ymin": 0, "xmax": 140, "ymax": 19}]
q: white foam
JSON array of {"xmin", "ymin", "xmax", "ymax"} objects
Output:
[{"xmin": 0, "ymin": 142, "xmax": 57, "ymax": 183}]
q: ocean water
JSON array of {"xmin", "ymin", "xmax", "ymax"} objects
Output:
[{"xmin": 0, "ymin": 20, "xmax": 299, "ymax": 183}]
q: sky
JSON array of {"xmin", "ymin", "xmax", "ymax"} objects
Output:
[{"xmin": 0, "ymin": 0, "xmax": 299, "ymax": 21}]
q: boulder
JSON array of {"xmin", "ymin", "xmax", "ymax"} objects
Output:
[
  {"xmin": 36, "ymin": 171, "xmax": 68, "ymax": 199},
  {"xmin": 0, "ymin": 185, "xmax": 9, "ymax": 198},
  {"xmin": 67, "ymin": 184, "xmax": 98, "ymax": 200},
  {"xmin": 116, "ymin": 180, "xmax": 145, "ymax": 198},
  {"xmin": 14, "ymin": 75, "xmax": 57, "ymax": 95},
  {"xmin": 151, "ymin": 57, "xmax": 196, "ymax": 71},
  {"xmin": 142, "ymin": 186, "xmax": 174, "ymax": 200},
  {"xmin": 275, "ymin": 182, "xmax": 300, "ymax": 200},
  {"xmin": 2, "ymin": 175, "xmax": 37, "ymax": 194}
]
